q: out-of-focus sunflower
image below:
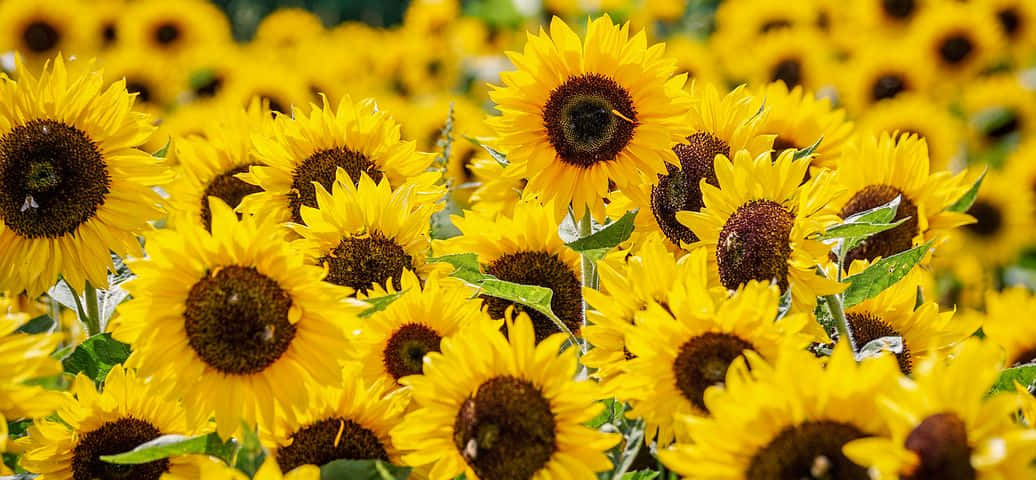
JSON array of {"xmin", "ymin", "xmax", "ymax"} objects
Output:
[
  {"xmin": 677, "ymin": 149, "xmax": 843, "ymax": 313},
  {"xmin": 839, "ymin": 42, "xmax": 935, "ymax": 114},
  {"xmin": 109, "ymin": 200, "xmax": 363, "ymax": 438},
  {"xmin": 468, "ymin": 156, "xmax": 526, "ymax": 219},
  {"xmin": 543, "ymin": 0, "xmax": 626, "ymax": 18},
  {"xmin": 1005, "ymin": 138, "xmax": 1036, "ymax": 200},
  {"xmin": 751, "ymin": 81, "xmax": 853, "ymax": 170},
  {"xmin": 217, "ymin": 56, "xmax": 310, "ymax": 116},
  {"xmin": 403, "ymin": 0, "xmax": 460, "ymax": 35},
  {"xmin": 979, "ymin": 287, "xmax": 1036, "ymax": 366},
  {"xmin": 118, "ymin": 0, "xmax": 231, "ymax": 59},
  {"xmin": 439, "ymin": 201, "xmax": 584, "ymax": 343},
  {"xmin": 159, "ymin": 102, "xmax": 220, "ymax": 142},
  {"xmin": 0, "ymin": 1, "xmax": 92, "ymax": 69},
  {"xmin": 391, "ymin": 33, "xmax": 461, "ymax": 98},
  {"xmin": 658, "ymin": 342, "xmax": 900, "ymax": 479},
  {"xmin": 666, "ymin": 37, "xmax": 723, "ymax": 90},
  {"xmin": 166, "ymin": 99, "xmax": 273, "ymax": 231},
  {"xmin": 621, "ymin": 275, "xmax": 814, "ymax": 445},
  {"xmin": 263, "ymin": 376, "xmax": 407, "ymax": 473},
  {"xmin": 177, "ymin": 45, "xmax": 243, "ymax": 107},
  {"xmin": 288, "ymin": 174, "xmax": 437, "ymax": 297},
  {"xmin": 0, "ymin": 295, "xmax": 63, "ymax": 424},
  {"xmin": 711, "ymin": 0, "xmax": 817, "ymax": 57},
  {"xmin": 732, "ymin": 27, "xmax": 833, "ymax": 92},
  {"xmin": 978, "ymin": 0, "xmax": 1036, "ymax": 60},
  {"xmin": 20, "ymin": 367, "xmax": 204, "ymax": 480},
  {"xmin": 86, "ymin": 0, "xmax": 125, "ymax": 51},
  {"xmin": 0, "ymin": 57, "xmax": 169, "ymax": 297},
  {"xmin": 391, "ymin": 313, "xmax": 619, "ymax": 480},
  {"xmin": 940, "ymin": 169, "xmax": 1034, "ymax": 267},
  {"xmin": 856, "ymin": 94, "xmax": 965, "ymax": 171},
  {"xmin": 488, "ymin": 15, "xmax": 693, "ymax": 221},
  {"xmin": 609, "ymin": 83, "xmax": 773, "ymax": 252},
  {"xmin": 101, "ymin": 46, "xmax": 182, "ymax": 115},
  {"xmin": 254, "ymin": 8, "xmax": 325, "ymax": 51},
  {"xmin": 239, "ymin": 96, "xmax": 440, "ymax": 225},
  {"xmin": 910, "ymin": 2, "xmax": 1004, "ymax": 83},
  {"xmin": 848, "ymin": 0, "xmax": 931, "ymax": 35},
  {"xmin": 830, "ymin": 133, "xmax": 972, "ymax": 266},
  {"xmin": 962, "ymin": 74, "xmax": 1036, "ymax": 152},
  {"xmin": 844, "ymin": 340, "xmax": 1036, "ymax": 479}
]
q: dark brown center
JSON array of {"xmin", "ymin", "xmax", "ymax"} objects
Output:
[
  {"xmin": 772, "ymin": 59, "xmax": 803, "ymax": 88},
  {"xmin": 882, "ymin": 0, "xmax": 916, "ymax": 20},
  {"xmin": 747, "ymin": 421, "xmax": 869, "ymax": 479},
  {"xmin": 23, "ymin": 20, "xmax": 60, "ymax": 52},
  {"xmin": 872, "ymin": 73, "xmax": 908, "ymax": 102},
  {"xmin": 199, "ymin": 164, "xmax": 263, "ymax": 231},
  {"xmin": 318, "ymin": 232, "xmax": 413, "ymax": 295},
  {"xmin": 938, "ymin": 34, "xmax": 974, "ymax": 65},
  {"xmin": 650, "ymin": 132, "xmax": 730, "ymax": 248},
  {"xmin": 839, "ymin": 185, "xmax": 920, "ymax": 264},
  {"xmin": 101, "ymin": 23, "xmax": 117, "ymax": 45},
  {"xmin": 71, "ymin": 417, "xmax": 168, "ymax": 480},
  {"xmin": 290, "ymin": 147, "xmax": 382, "ymax": 224},
  {"xmin": 964, "ymin": 200, "xmax": 1002, "ymax": 237},
  {"xmin": 760, "ymin": 19, "xmax": 792, "ymax": 33},
  {"xmin": 716, "ymin": 199, "xmax": 795, "ymax": 291},
  {"xmin": 125, "ymin": 79, "xmax": 154, "ymax": 104},
  {"xmin": 998, "ymin": 8, "xmax": 1022, "ymax": 37},
  {"xmin": 276, "ymin": 417, "xmax": 389, "ymax": 473},
  {"xmin": 903, "ymin": 413, "xmax": 975, "ymax": 480},
  {"xmin": 673, "ymin": 332, "xmax": 756, "ymax": 411},
  {"xmin": 383, "ymin": 323, "xmax": 442, "ymax": 381},
  {"xmin": 845, "ymin": 312, "xmax": 912, "ymax": 373},
  {"xmin": 154, "ymin": 23, "xmax": 181, "ymax": 46},
  {"xmin": 542, "ymin": 73, "xmax": 637, "ymax": 168},
  {"xmin": 482, "ymin": 251, "xmax": 583, "ymax": 343}
]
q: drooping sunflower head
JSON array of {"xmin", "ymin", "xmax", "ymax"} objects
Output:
[
  {"xmin": 442, "ymin": 200, "xmax": 584, "ymax": 343},
  {"xmin": 856, "ymin": 94, "xmax": 966, "ymax": 172},
  {"xmin": 239, "ymin": 95, "xmax": 441, "ymax": 225},
  {"xmin": 110, "ymin": 199, "xmax": 363, "ymax": 439},
  {"xmin": 751, "ymin": 81, "xmax": 854, "ymax": 170},
  {"xmin": 659, "ymin": 342, "xmax": 901, "ymax": 480},
  {"xmin": 391, "ymin": 312, "xmax": 619, "ymax": 480},
  {"xmin": 20, "ymin": 366, "xmax": 204, "ymax": 480},
  {"xmin": 289, "ymin": 172, "xmax": 438, "ymax": 297},
  {"xmin": 911, "ymin": 2, "xmax": 1005, "ymax": 80},
  {"xmin": 844, "ymin": 339, "xmax": 1036, "ymax": 479},
  {"xmin": 0, "ymin": 1, "xmax": 91, "ymax": 68},
  {"xmin": 0, "ymin": 56, "xmax": 170, "ymax": 297},
  {"xmin": 839, "ymin": 41, "xmax": 935, "ymax": 114},
  {"xmin": 118, "ymin": 0, "xmax": 231, "ymax": 58},
  {"xmin": 488, "ymin": 15, "xmax": 693, "ymax": 221},
  {"xmin": 677, "ymin": 149, "xmax": 843, "ymax": 313}
]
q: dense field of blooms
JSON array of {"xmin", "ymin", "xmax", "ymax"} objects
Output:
[{"xmin": 2, "ymin": 0, "xmax": 1036, "ymax": 478}]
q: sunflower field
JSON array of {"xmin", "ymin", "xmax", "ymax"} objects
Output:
[{"xmin": 4, "ymin": 0, "xmax": 1036, "ymax": 478}]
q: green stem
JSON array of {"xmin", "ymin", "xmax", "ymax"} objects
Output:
[
  {"xmin": 579, "ymin": 213, "xmax": 598, "ymax": 290},
  {"xmin": 817, "ymin": 266, "xmax": 856, "ymax": 353},
  {"xmin": 83, "ymin": 282, "xmax": 101, "ymax": 336}
]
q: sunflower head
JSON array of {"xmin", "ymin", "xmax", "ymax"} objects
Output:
[{"xmin": 0, "ymin": 1, "xmax": 92, "ymax": 67}]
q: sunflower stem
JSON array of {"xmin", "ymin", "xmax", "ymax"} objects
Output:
[
  {"xmin": 83, "ymin": 282, "xmax": 101, "ymax": 336},
  {"xmin": 818, "ymin": 267, "xmax": 856, "ymax": 353},
  {"xmin": 579, "ymin": 213, "xmax": 598, "ymax": 291}
]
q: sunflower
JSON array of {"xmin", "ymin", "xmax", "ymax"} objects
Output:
[
  {"xmin": 439, "ymin": 200, "xmax": 584, "ymax": 343},
  {"xmin": 391, "ymin": 32, "xmax": 461, "ymax": 99},
  {"xmin": 109, "ymin": 199, "xmax": 363, "ymax": 439},
  {"xmin": 351, "ymin": 270, "xmax": 498, "ymax": 388},
  {"xmin": 910, "ymin": 2, "xmax": 1005, "ymax": 83},
  {"xmin": 838, "ymin": 42, "xmax": 935, "ymax": 114},
  {"xmin": 87, "ymin": 0, "xmax": 126, "ymax": 51},
  {"xmin": 199, "ymin": 456, "xmax": 318, "ymax": 480},
  {"xmin": 262, "ymin": 375, "xmax": 408, "ymax": 473},
  {"xmin": 167, "ymin": 99, "xmax": 274, "ymax": 231},
  {"xmin": 19, "ymin": 366, "xmax": 204, "ymax": 480},
  {"xmin": 0, "ymin": 296, "xmax": 64, "ymax": 423},
  {"xmin": 711, "ymin": 0, "xmax": 818, "ymax": 59},
  {"xmin": 238, "ymin": 95, "xmax": 440, "ymax": 225},
  {"xmin": 658, "ymin": 342, "xmax": 900, "ymax": 479},
  {"xmin": 101, "ymin": 47, "xmax": 182, "ymax": 113},
  {"xmin": 751, "ymin": 81, "xmax": 853, "ymax": 170},
  {"xmin": 856, "ymin": 94, "xmax": 965, "ymax": 172},
  {"xmin": 177, "ymin": 44, "xmax": 243, "ymax": 106},
  {"xmin": 665, "ymin": 37, "xmax": 723, "ymax": 90},
  {"xmin": 620, "ymin": 277, "xmax": 814, "ymax": 446},
  {"xmin": 731, "ymin": 27, "xmax": 833, "ymax": 92},
  {"xmin": 830, "ymin": 133, "xmax": 972, "ymax": 268},
  {"xmin": 939, "ymin": 169, "xmax": 1033, "ymax": 267},
  {"xmin": 0, "ymin": 1, "xmax": 92, "ymax": 69},
  {"xmin": 1005, "ymin": 138, "xmax": 1036, "ymax": 200},
  {"xmin": 468, "ymin": 156, "xmax": 527, "ymax": 219},
  {"xmin": 844, "ymin": 339, "xmax": 1036, "ymax": 479},
  {"xmin": 391, "ymin": 312, "xmax": 619, "ymax": 480},
  {"xmin": 608, "ymin": 82, "xmax": 774, "ymax": 252},
  {"xmin": 403, "ymin": 0, "xmax": 460, "ymax": 35},
  {"xmin": 978, "ymin": 0, "xmax": 1036, "ymax": 60},
  {"xmin": 254, "ymin": 8, "xmax": 325, "ymax": 51},
  {"xmin": 217, "ymin": 56, "xmax": 311, "ymax": 116},
  {"xmin": 676, "ymin": 149, "xmax": 843, "ymax": 313},
  {"xmin": 443, "ymin": 101, "xmax": 493, "ymax": 206},
  {"xmin": 979, "ymin": 287, "xmax": 1036, "ymax": 366},
  {"xmin": 118, "ymin": 0, "xmax": 231, "ymax": 59},
  {"xmin": 0, "ymin": 57, "xmax": 170, "ymax": 297},
  {"xmin": 487, "ymin": 15, "xmax": 693, "ymax": 221},
  {"xmin": 962, "ymin": 74, "xmax": 1036, "ymax": 152},
  {"xmin": 848, "ymin": 0, "xmax": 931, "ymax": 35}
]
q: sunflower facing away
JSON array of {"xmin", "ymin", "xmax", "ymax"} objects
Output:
[
  {"xmin": 391, "ymin": 312, "xmax": 619, "ymax": 480},
  {"xmin": 110, "ymin": 199, "xmax": 364, "ymax": 438},
  {"xmin": 20, "ymin": 366, "xmax": 204, "ymax": 480},
  {"xmin": 844, "ymin": 339, "xmax": 1036, "ymax": 479},
  {"xmin": 677, "ymin": 149, "xmax": 843, "ymax": 313},
  {"xmin": 658, "ymin": 342, "xmax": 901, "ymax": 480},
  {"xmin": 487, "ymin": 15, "xmax": 693, "ymax": 221},
  {"xmin": 0, "ymin": 56, "xmax": 170, "ymax": 297}
]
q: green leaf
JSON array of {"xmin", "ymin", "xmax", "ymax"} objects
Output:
[
  {"xmin": 792, "ymin": 135, "xmax": 823, "ymax": 160},
  {"xmin": 61, "ymin": 333, "xmax": 131, "ymax": 383},
  {"xmin": 479, "ymin": 279, "xmax": 555, "ymax": 319},
  {"xmin": 152, "ymin": 138, "xmax": 171, "ymax": 159},
  {"xmin": 100, "ymin": 433, "xmax": 235, "ymax": 464},
  {"xmin": 480, "ymin": 144, "xmax": 509, "ymax": 167},
  {"xmin": 841, "ymin": 242, "xmax": 932, "ymax": 308},
  {"xmin": 817, "ymin": 218, "xmax": 907, "ymax": 242},
  {"xmin": 776, "ymin": 287, "xmax": 793, "ymax": 321},
  {"xmin": 16, "ymin": 315, "xmax": 54, "ymax": 334},
  {"xmin": 843, "ymin": 195, "xmax": 900, "ymax": 224},
  {"xmin": 990, "ymin": 365, "xmax": 1036, "ymax": 395},
  {"xmin": 622, "ymin": 471, "xmax": 661, "ymax": 480},
  {"xmin": 948, "ymin": 168, "xmax": 987, "ymax": 213},
  {"xmin": 320, "ymin": 459, "xmax": 411, "ymax": 480},
  {"xmin": 232, "ymin": 424, "xmax": 266, "ymax": 477},
  {"xmin": 359, "ymin": 290, "xmax": 408, "ymax": 318},
  {"xmin": 566, "ymin": 211, "xmax": 637, "ymax": 261},
  {"xmin": 427, "ymin": 253, "xmax": 488, "ymax": 285},
  {"xmin": 586, "ymin": 398, "xmax": 623, "ymax": 429}
]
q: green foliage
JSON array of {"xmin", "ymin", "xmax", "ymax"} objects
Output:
[
  {"xmin": 100, "ymin": 433, "xmax": 235, "ymax": 465},
  {"xmin": 232, "ymin": 424, "xmax": 266, "ymax": 477},
  {"xmin": 586, "ymin": 398, "xmax": 624, "ymax": 429},
  {"xmin": 566, "ymin": 211, "xmax": 637, "ymax": 263},
  {"xmin": 792, "ymin": 135, "xmax": 823, "ymax": 160},
  {"xmin": 60, "ymin": 334, "xmax": 131, "ymax": 383},
  {"xmin": 320, "ymin": 459, "xmax": 411, "ymax": 480},
  {"xmin": 841, "ymin": 242, "xmax": 933, "ymax": 308},
  {"xmin": 990, "ymin": 365, "xmax": 1036, "ymax": 395},
  {"xmin": 15, "ymin": 315, "xmax": 54, "ymax": 334},
  {"xmin": 948, "ymin": 168, "xmax": 987, "ymax": 213},
  {"xmin": 821, "ymin": 195, "xmax": 903, "ymax": 258},
  {"xmin": 152, "ymin": 139, "xmax": 171, "ymax": 159},
  {"xmin": 358, "ymin": 290, "xmax": 409, "ymax": 318}
]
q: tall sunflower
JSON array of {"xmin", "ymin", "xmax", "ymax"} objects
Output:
[
  {"xmin": 262, "ymin": 376, "xmax": 408, "ymax": 473},
  {"xmin": 620, "ymin": 277, "xmax": 815, "ymax": 445},
  {"xmin": 830, "ymin": 133, "xmax": 972, "ymax": 267},
  {"xmin": 20, "ymin": 367, "xmax": 204, "ymax": 480},
  {"xmin": 288, "ymin": 174, "xmax": 437, "ymax": 297},
  {"xmin": 118, "ymin": 0, "xmax": 231, "ymax": 59},
  {"xmin": 239, "ymin": 95, "xmax": 441, "ymax": 225},
  {"xmin": 439, "ymin": 200, "xmax": 584, "ymax": 343},
  {"xmin": 844, "ymin": 339, "xmax": 1036, "ymax": 479},
  {"xmin": 658, "ymin": 342, "xmax": 901, "ymax": 479},
  {"xmin": 856, "ymin": 94, "xmax": 965, "ymax": 172},
  {"xmin": 980, "ymin": 287, "xmax": 1036, "ymax": 366},
  {"xmin": 109, "ymin": 199, "xmax": 364, "ymax": 438},
  {"xmin": 391, "ymin": 313, "xmax": 619, "ymax": 480},
  {"xmin": 751, "ymin": 81, "xmax": 853, "ymax": 170},
  {"xmin": 676, "ymin": 149, "xmax": 843, "ymax": 313},
  {"xmin": 487, "ymin": 15, "xmax": 693, "ymax": 221},
  {"xmin": 0, "ymin": 57, "xmax": 170, "ymax": 297},
  {"xmin": 0, "ymin": 1, "xmax": 92, "ymax": 69}
]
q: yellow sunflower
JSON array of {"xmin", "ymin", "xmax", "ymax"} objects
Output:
[
  {"xmin": 710, "ymin": 0, "xmax": 818, "ymax": 63},
  {"xmin": 351, "ymin": 270, "xmax": 497, "ymax": 388},
  {"xmin": 731, "ymin": 27, "xmax": 833, "ymax": 92},
  {"xmin": 962, "ymin": 74, "xmax": 1036, "ymax": 152},
  {"xmin": 262, "ymin": 375, "xmax": 408, "ymax": 473},
  {"xmin": 487, "ymin": 15, "xmax": 693, "ymax": 221},
  {"xmin": 830, "ymin": 133, "xmax": 972, "ymax": 268},
  {"xmin": 199, "ymin": 456, "xmax": 318, "ymax": 480},
  {"xmin": 0, "ymin": 295, "xmax": 64, "ymax": 423},
  {"xmin": 239, "ymin": 95, "xmax": 440, "ymax": 225},
  {"xmin": 665, "ymin": 37, "xmax": 723, "ymax": 90},
  {"xmin": 0, "ymin": 0, "xmax": 92, "ymax": 69},
  {"xmin": 101, "ymin": 47, "xmax": 182, "ymax": 113},
  {"xmin": 391, "ymin": 312, "xmax": 619, "ymax": 480},
  {"xmin": 20, "ymin": 366, "xmax": 204, "ymax": 480},
  {"xmin": 856, "ymin": 94, "xmax": 966, "ymax": 171},
  {"xmin": 848, "ymin": 0, "xmax": 931, "ymax": 35},
  {"xmin": 0, "ymin": 57, "xmax": 170, "ymax": 297},
  {"xmin": 177, "ymin": 44, "xmax": 244, "ymax": 107},
  {"xmin": 403, "ymin": 0, "xmax": 460, "ymax": 35},
  {"xmin": 980, "ymin": 287, "xmax": 1036, "ymax": 366},
  {"xmin": 109, "ymin": 199, "xmax": 363, "ymax": 439},
  {"xmin": 217, "ymin": 55, "xmax": 311, "ymax": 116},
  {"xmin": 938, "ymin": 168, "xmax": 1034, "ymax": 267},
  {"xmin": 658, "ymin": 342, "xmax": 900, "ymax": 479},
  {"xmin": 438, "ymin": 200, "xmax": 584, "ymax": 343},
  {"xmin": 254, "ymin": 8, "xmax": 325, "ymax": 51},
  {"xmin": 844, "ymin": 339, "xmax": 1036, "ymax": 479},
  {"xmin": 86, "ymin": 0, "xmax": 125, "ymax": 51},
  {"xmin": 468, "ymin": 155, "xmax": 527, "ymax": 219},
  {"xmin": 978, "ymin": 0, "xmax": 1036, "ymax": 60},
  {"xmin": 910, "ymin": 2, "xmax": 1005, "ymax": 83},
  {"xmin": 620, "ymin": 277, "xmax": 814, "ymax": 445},
  {"xmin": 838, "ymin": 41, "xmax": 935, "ymax": 114},
  {"xmin": 118, "ymin": 0, "xmax": 231, "ymax": 59},
  {"xmin": 751, "ymin": 81, "xmax": 854, "ymax": 170},
  {"xmin": 391, "ymin": 32, "xmax": 461, "ymax": 99},
  {"xmin": 677, "ymin": 149, "xmax": 843, "ymax": 313}
]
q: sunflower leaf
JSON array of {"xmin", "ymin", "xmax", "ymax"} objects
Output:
[
  {"xmin": 152, "ymin": 138, "xmax": 171, "ymax": 159},
  {"xmin": 479, "ymin": 143, "xmax": 509, "ymax": 167},
  {"xmin": 233, "ymin": 423, "xmax": 266, "ymax": 477},
  {"xmin": 16, "ymin": 314, "xmax": 54, "ymax": 334},
  {"xmin": 61, "ymin": 333, "xmax": 131, "ymax": 383},
  {"xmin": 359, "ymin": 290, "xmax": 409, "ymax": 318},
  {"xmin": 100, "ymin": 433, "xmax": 235, "ymax": 464},
  {"xmin": 776, "ymin": 287, "xmax": 793, "ymax": 321},
  {"xmin": 792, "ymin": 135, "xmax": 823, "ymax": 160},
  {"xmin": 990, "ymin": 365, "xmax": 1036, "ymax": 395},
  {"xmin": 948, "ymin": 168, "xmax": 987, "ymax": 213},
  {"xmin": 843, "ymin": 195, "xmax": 900, "ymax": 224},
  {"xmin": 427, "ymin": 253, "xmax": 488, "ymax": 285},
  {"xmin": 622, "ymin": 471, "xmax": 661, "ymax": 480},
  {"xmin": 841, "ymin": 241, "xmax": 932, "ymax": 308},
  {"xmin": 816, "ymin": 218, "xmax": 908, "ymax": 242},
  {"xmin": 566, "ymin": 211, "xmax": 637, "ymax": 261},
  {"xmin": 320, "ymin": 459, "xmax": 411, "ymax": 480}
]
